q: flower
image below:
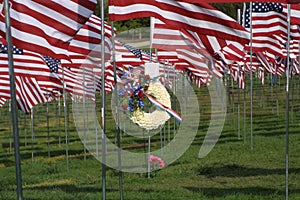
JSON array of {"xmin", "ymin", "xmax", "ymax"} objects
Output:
[
  {"xmin": 149, "ymin": 155, "xmax": 165, "ymax": 178},
  {"xmin": 118, "ymin": 76, "xmax": 171, "ymax": 131}
]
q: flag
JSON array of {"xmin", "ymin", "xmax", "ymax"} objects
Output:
[
  {"xmin": 109, "ymin": 0, "xmax": 250, "ymax": 44},
  {"xmin": 15, "ymin": 76, "xmax": 47, "ymax": 113},
  {"xmin": 0, "ymin": 97, "xmax": 5, "ymax": 107},
  {"xmin": 178, "ymin": 0, "xmax": 300, "ymax": 3},
  {"xmin": 0, "ymin": 43, "xmax": 63, "ymax": 109},
  {"xmin": 243, "ymin": 2, "xmax": 286, "ymax": 57},
  {"xmin": 291, "ymin": 4, "xmax": 300, "ymax": 25},
  {"xmin": 0, "ymin": 0, "xmax": 97, "ymax": 60},
  {"xmin": 114, "ymin": 40, "xmax": 144, "ymax": 67},
  {"xmin": 151, "ymin": 18, "xmax": 224, "ymax": 80},
  {"xmin": 66, "ymin": 15, "xmax": 114, "ymax": 68}
]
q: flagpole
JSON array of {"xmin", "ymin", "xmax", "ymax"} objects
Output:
[
  {"xmin": 249, "ymin": 2, "xmax": 254, "ymax": 150},
  {"xmin": 31, "ymin": 108, "xmax": 34, "ymax": 162},
  {"xmin": 285, "ymin": 5, "xmax": 291, "ymax": 200},
  {"xmin": 47, "ymin": 101, "xmax": 50, "ymax": 158},
  {"xmin": 111, "ymin": 21, "xmax": 124, "ymax": 200},
  {"xmin": 4, "ymin": 1, "xmax": 23, "ymax": 198},
  {"xmin": 100, "ymin": 0, "xmax": 107, "ymax": 199},
  {"xmin": 62, "ymin": 67, "xmax": 69, "ymax": 172},
  {"xmin": 238, "ymin": 65, "xmax": 241, "ymax": 140}
]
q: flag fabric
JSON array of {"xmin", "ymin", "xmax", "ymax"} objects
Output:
[
  {"xmin": 15, "ymin": 76, "xmax": 47, "ymax": 113},
  {"xmin": 152, "ymin": 18, "xmax": 226, "ymax": 80},
  {"xmin": 178, "ymin": 0, "xmax": 300, "ymax": 3},
  {"xmin": 243, "ymin": 2, "xmax": 286, "ymax": 57},
  {"xmin": 114, "ymin": 40, "xmax": 144, "ymax": 67},
  {"xmin": 0, "ymin": 97, "xmax": 5, "ymax": 107},
  {"xmin": 65, "ymin": 15, "xmax": 114, "ymax": 68},
  {"xmin": 0, "ymin": 75, "xmax": 10, "ymax": 100},
  {"xmin": 291, "ymin": 4, "xmax": 300, "ymax": 25},
  {"xmin": 0, "ymin": 0, "xmax": 97, "ymax": 60},
  {"xmin": 109, "ymin": 0, "xmax": 250, "ymax": 44}
]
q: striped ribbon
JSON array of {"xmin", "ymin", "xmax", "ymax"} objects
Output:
[{"xmin": 144, "ymin": 93, "xmax": 182, "ymax": 122}]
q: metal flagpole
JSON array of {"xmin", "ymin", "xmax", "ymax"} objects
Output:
[
  {"xmin": 243, "ymin": 65, "xmax": 247, "ymax": 144},
  {"xmin": 83, "ymin": 69, "xmax": 87, "ymax": 161},
  {"xmin": 58, "ymin": 97, "xmax": 61, "ymax": 146},
  {"xmin": 9, "ymin": 100, "xmax": 12, "ymax": 153},
  {"xmin": 100, "ymin": 0, "xmax": 107, "ymax": 199},
  {"xmin": 31, "ymin": 108, "xmax": 34, "ymax": 162},
  {"xmin": 285, "ymin": 5, "xmax": 291, "ymax": 200},
  {"xmin": 238, "ymin": 66, "xmax": 241, "ymax": 140},
  {"xmin": 47, "ymin": 101, "xmax": 50, "ymax": 158},
  {"xmin": 111, "ymin": 21, "xmax": 124, "ymax": 200},
  {"xmin": 24, "ymin": 112, "xmax": 27, "ymax": 147},
  {"xmin": 3, "ymin": 1, "xmax": 23, "ymax": 198},
  {"xmin": 62, "ymin": 67, "xmax": 69, "ymax": 172},
  {"xmin": 249, "ymin": 2, "xmax": 254, "ymax": 150}
]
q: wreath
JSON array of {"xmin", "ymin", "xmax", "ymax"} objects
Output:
[{"xmin": 120, "ymin": 75, "xmax": 181, "ymax": 131}]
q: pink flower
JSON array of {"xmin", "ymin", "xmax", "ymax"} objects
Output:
[{"xmin": 149, "ymin": 155, "xmax": 165, "ymax": 169}]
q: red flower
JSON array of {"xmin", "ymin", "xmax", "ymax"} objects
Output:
[
  {"xmin": 122, "ymin": 104, "xmax": 128, "ymax": 110},
  {"xmin": 144, "ymin": 75, "xmax": 150, "ymax": 79},
  {"xmin": 138, "ymin": 90, "xmax": 144, "ymax": 99}
]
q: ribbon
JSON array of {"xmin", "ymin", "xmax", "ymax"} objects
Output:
[{"xmin": 144, "ymin": 93, "xmax": 183, "ymax": 122}]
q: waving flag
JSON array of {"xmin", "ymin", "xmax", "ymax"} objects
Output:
[
  {"xmin": 109, "ymin": 0, "xmax": 250, "ymax": 45},
  {"xmin": 0, "ymin": 0, "xmax": 97, "ymax": 60},
  {"xmin": 243, "ymin": 2, "xmax": 287, "ymax": 57}
]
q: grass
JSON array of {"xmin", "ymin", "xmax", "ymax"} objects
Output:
[{"xmin": 0, "ymin": 75, "xmax": 299, "ymax": 199}]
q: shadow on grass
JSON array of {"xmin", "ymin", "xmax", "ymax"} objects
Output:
[
  {"xmin": 25, "ymin": 184, "xmax": 118, "ymax": 194},
  {"xmin": 198, "ymin": 164, "xmax": 300, "ymax": 178},
  {"xmin": 184, "ymin": 186, "xmax": 300, "ymax": 197}
]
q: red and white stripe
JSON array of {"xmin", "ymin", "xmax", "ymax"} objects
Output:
[
  {"xmin": 109, "ymin": 0, "xmax": 250, "ymax": 44},
  {"xmin": 0, "ymin": 0, "xmax": 97, "ymax": 59}
]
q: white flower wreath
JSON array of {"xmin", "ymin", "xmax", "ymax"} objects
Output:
[{"xmin": 130, "ymin": 81, "xmax": 171, "ymax": 131}]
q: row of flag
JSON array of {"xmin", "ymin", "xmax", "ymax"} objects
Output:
[
  {"xmin": 0, "ymin": 0, "xmax": 299, "ymax": 113},
  {"xmin": 109, "ymin": 0, "xmax": 300, "ymax": 88}
]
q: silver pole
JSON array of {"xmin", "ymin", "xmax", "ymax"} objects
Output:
[
  {"xmin": 100, "ymin": 0, "xmax": 107, "ymax": 199},
  {"xmin": 83, "ymin": 69, "xmax": 87, "ymax": 161},
  {"xmin": 148, "ymin": 134, "xmax": 151, "ymax": 178},
  {"xmin": 62, "ymin": 67, "xmax": 69, "ymax": 172},
  {"xmin": 58, "ymin": 97, "xmax": 61, "ymax": 146},
  {"xmin": 285, "ymin": 5, "xmax": 291, "ymax": 200},
  {"xmin": 24, "ymin": 112, "xmax": 27, "ymax": 147},
  {"xmin": 31, "ymin": 108, "xmax": 34, "ymax": 162},
  {"xmin": 47, "ymin": 101, "xmax": 50, "ymax": 158},
  {"xmin": 93, "ymin": 73, "xmax": 99, "ymax": 158},
  {"xmin": 238, "ymin": 66, "xmax": 241, "ymax": 140},
  {"xmin": 4, "ymin": 1, "xmax": 23, "ymax": 195},
  {"xmin": 111, "ymin": 21, "xmax": 124, "ymax": 200},
  {"xmin": 250, "ymin": 2, "xmax": 254, "ymax": 150}
]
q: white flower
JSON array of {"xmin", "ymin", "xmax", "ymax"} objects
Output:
[{"xmin": 130, "ymin": 81, "xmax": 171, "ymax": 130}]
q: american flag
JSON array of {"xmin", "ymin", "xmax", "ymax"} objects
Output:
[
  {"xmin": 151, "ymin": 18, "xmax": 222, "ymax": 84},
  {"xmin": 290, "ymin": 4, "xmax": 300, "ymax": 25},
  {"xmin": 243, "ymin": 2, "xmax": 286, "ymax": 57},
  {"xmin": 66, "ymin": 15, "xmax": 114, "ymax": 68},
  {"xmin": 0, "ymin": 75, "xmax": 47, "ymax": 113},
  {"xmin": 15, "ymin": 76, "xmax": 47, "ymax": 113},
  {"xmin": 109, "ymin": 0, "xmax": 250, "ymax": 45},
  {"xmin": 0, "ymin": 43, "xmax": 65, "ymax": 112},
  {"xmin": 0, "ymin": 0, "xmax": 97, "ymax": 60},
  {"xmin": 0, "ymin": 97, "xmax": 5, "ymax": 107},
  {"xmin": 114, "ymin": 40, "xmax": 144, "ymax": 67},
  {"xmin": 42, "ymin": 55, "xmax": 60, "ymax": 73},
  {"xmin": 120, "ymin": 42, "xmax": 143, "ymax": 60}
]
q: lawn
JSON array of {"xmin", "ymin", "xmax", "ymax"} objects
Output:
[{"xmin": 0, "ymin": 75, "xmax": 299, "ymax": 200}]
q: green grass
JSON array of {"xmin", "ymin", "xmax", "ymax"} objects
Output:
[{"xmin": 0, "ymin": 75, "xmax": 299, "ymax": 199}]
